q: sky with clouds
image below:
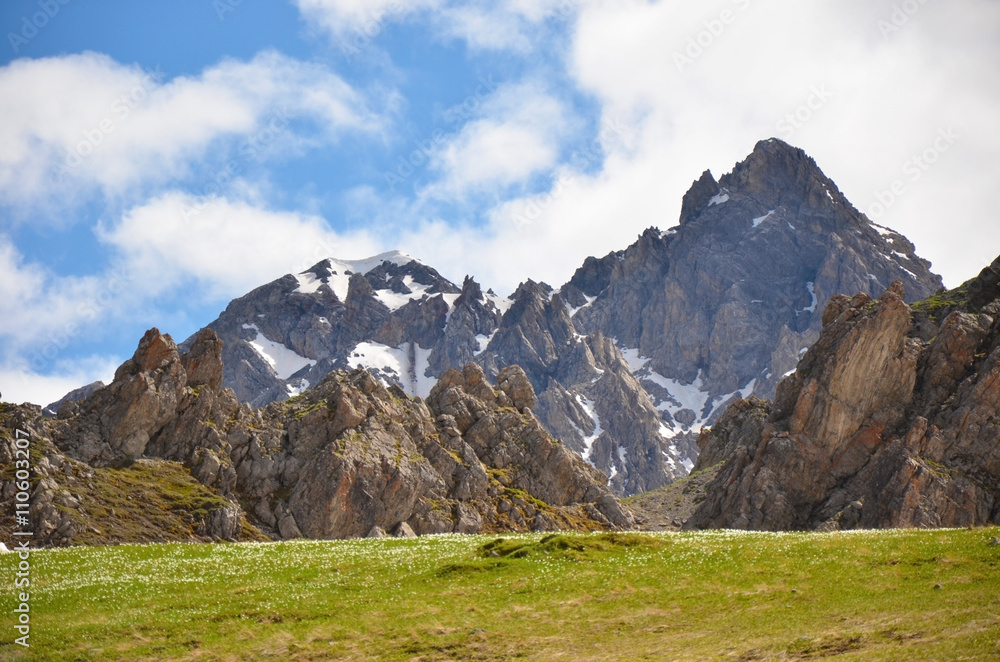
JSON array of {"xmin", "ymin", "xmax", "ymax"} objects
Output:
[{"xmin": 1, "ymin": 0, "xmax": 998, "ymax": 406}]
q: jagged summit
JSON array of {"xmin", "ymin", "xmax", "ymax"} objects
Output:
[
  {"xmin": 168, "ymin": 138, "xmax": 943, "ymax": 497},
  {"xmin": 718, "ymin": 137, "xmax": 849, "ymax": 211},
  {"xmin": 293, "ymin": 251, "xmax": 435, "ymax": 301},
  {"xmin": 681, "ymin": 138, "xmax": 856, "ymax": 229}
]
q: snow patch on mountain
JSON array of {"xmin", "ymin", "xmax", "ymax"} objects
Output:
[
  {"xmin": 486, "ymin": 292, "xmax": 513, "ymax": 314},
  {"xmin": 567, "ymin": 295, "xmax": 597, "ymax": 317},
  {"xmin": 347, "ymin": 341, "xmax": 435, "ymax": 398},
  {"xmin": 372, "ymin": 275, "xmax": 434, "ymax": 312},
  {"xmin": 295, "ymin": 251, "xmax": 417, "ymax": 300},
  {"xmin": 752, "ymin": 210, "xmax": 775, "ymax": 228},
  {"xmin": 574, "ymin": 394, "xmax": 603, "ymax": 466},
  {"xmin": 474, "ymin": 331, "xmax": 497, "ymax": 355},
  {"xmin": 242, "ymin": 324, "xmax": 316, "ymax": 380},
  {"xmin": 618, "ymin": 346, "xmax": 651, "ymax": 372},
  {"xmin": 708, "ymin": 189, "xmax": 730, "ymax": 206},
  {"xmin": 647, "ymin": 370, "xmax": 711, "ymax": 420},
  {"xmin": 293, "ymin": 272, "xmax": 324, "ymax": 295},
  {"xmin": 796, "ymin": 282, "xmax": 818, "ymax": 315}
]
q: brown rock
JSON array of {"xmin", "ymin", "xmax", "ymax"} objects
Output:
[{"xmin": 687, "ymin": 263, "xmax": 1000, "ymax": 531}]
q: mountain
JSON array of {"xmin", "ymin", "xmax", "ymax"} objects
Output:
[
  {"xmin": 683, "ymin": 254, "xmax": 1000, "ymax": 530},
  {"xmin": 185, "ymin": 139, "xmax": 942, "ymax": 496},
  {"xmin": 188, "ymin": 251, "xmax": 503, "ymax": 408},
  {"xmin": 545, "ymin": 138, "xmax": 943, "ymax": 492},
  {"xmin": 3, "ymin": 329, "xmax": 631, "ymax": 546},
  {"xmin": 185, "ymin": 139, "xmax": 943, "ymax": 495}
]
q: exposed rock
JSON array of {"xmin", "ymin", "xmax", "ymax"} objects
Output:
[
  {"xmin": 394, "ymin": 522, "xmax": 417, "ymax": 538},
  {"xmin": 1, "ymin": 328, "xmax": 633, "ymax": 546},
  {"xmin": 40, "ymin": 139, "xmax": 940, "ymax": 496},
  {"xmin": 686, "ymin": 260, "xmax": 1000, "ymax": 531},
  {"xmin": 43, "ymin": 380, "xmax": 105, "ymax": 419}
]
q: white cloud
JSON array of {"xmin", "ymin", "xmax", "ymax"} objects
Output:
[
  {"xmin": 99, "ymin": 192, "xmax": 381, "ymax": 300},
  {"xmin": 0, "ymin": 236, "xmax": 138, "ymax": 408},
  {"xmin": 0, "ymin": 238, "xmax": 131, "ymax": 351},
  {"xmin": 495, "ymin": 0, "xmax": 1000, "ymax": 289},
  {"xmin": 295, "ymin": 0, "xmax": 440, "ymax": 37},
  {"xmin": 377, "ymin": 0, "xmax": 1000, "ymax": 293},
  {"xmin": 296, "ymin": 0, "xmax": 577, "ymax": 52},
  {"xmin": 0, "ymin": 50, "xmax": 380, "ymax": 215},
  {"xmin": 1, "ymin": 356, "xmax": 121, "ymax": 409},
  {"xmin": 423, "ymin": 81, "xmax": 569, "ymax": 198}
]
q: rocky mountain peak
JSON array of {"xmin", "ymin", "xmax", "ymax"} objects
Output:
[
  {"xmin": 457, "ymin": 275, "xmax": 484, "ymax": 303},
  {"xmin": 181, "ymin": 328, "xmax": 225, "ymax": 391},
  {"xmin": 717, "ymin": 137, "xmax": 846, "ymax": 213},
  {"xmin": 679, "ymin": 169, "xmax": 720, "ymax": 224},
  {"xmin": 155, "ymin": 139, "xmax": 946, "ymax": 497},
  {"xmin": 968, "ymin": 255, "xmax": 1000, "ymax": 310}
]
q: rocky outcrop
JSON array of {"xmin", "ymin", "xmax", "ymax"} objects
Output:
[
  {"xmin": 685, "ymin": 256, "xmax": 1000, "ymax": 530},
  {"xmin": 1, "ymin": 328, "xmax": 632, "ymax": 546},
  {"xmin": 161, "ymin": 139, "xmax": 941, "ymax": 496}
]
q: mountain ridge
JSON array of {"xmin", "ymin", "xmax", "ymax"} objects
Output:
[{"xmin": 178, "ymin": 138, "xmax": 943, "ymax": 495}]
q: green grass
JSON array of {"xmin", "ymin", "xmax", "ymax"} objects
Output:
[
  {"xmin": 911, "ymin": 286, "xmax": 972, "ymax": 322},
  {"xmin": 2, "ymin": 527, "xmax": 999, "ymax": 661},
  {"xmin": 16, "ymin": 459, "xmax": 265, "ymax": 546}
]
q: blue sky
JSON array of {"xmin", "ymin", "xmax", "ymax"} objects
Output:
[{"xmin": 2, "ymin": 0, "xmax": 999, "ymax": 406}]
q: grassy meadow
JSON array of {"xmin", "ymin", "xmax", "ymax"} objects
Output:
[{"xmin": 2, "ymin": 527, "xmax": 999, "ymax": 661}]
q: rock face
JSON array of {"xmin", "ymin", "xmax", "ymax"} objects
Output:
[
  {"xmin": 171, "ymin": 139, "xmax": 941, "ymax": 495},
  {"xmin": 43, "ymin": 380, "xmax": 105, "ymax": 418},
  {"xmin": 1, "ymin": 329, "xmax": 631, "ymax": 546},
  {"xmin": 686, "ymin": 256, "xmax": 1000, "ymax": 530}
]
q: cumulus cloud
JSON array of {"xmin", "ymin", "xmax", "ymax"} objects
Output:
[
  {"xmin": 0, "ymin": 356, "xmax": 122, "ymax": 409},
  {"xmin": 367, "ymin": 0, "xmax": 1000, "ymax": 292},
  {"xmin": 99, "ymin": 192, "xmax": 381, "ymax": 300},
  {"xmin": 296, "ymin": 0, "xmax": 577, "ymax": 52},
  {"xmin": 1, "ymin": 192, "xmax": 382, "ymax": 404},
  {"xmin": 0, "ymin": 50, "xmax": 381, "ymax": 216},
  {"xmin": 0, "ymin": 239, "xmax": 130, "ymax": 351},
  {"xmin": 495, "ymin": 0, "xmax": 1000, "ymax": 288},
  {"xmin": 0, "ymin": 236, "xmax": 138, "ymax": 407},
  {"xmin": 422, "ymin": 81, "xmax": 570, "ymax": 198}
]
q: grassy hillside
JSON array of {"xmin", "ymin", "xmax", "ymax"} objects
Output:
[{"xmin": 2, "ymin": 528, "xmax": 999, "ymax": 661}]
